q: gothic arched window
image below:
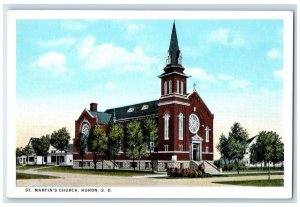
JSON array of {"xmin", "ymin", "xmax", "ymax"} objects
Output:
[
  {"xmin": 164, "ymin": 81, "xmax": 167, "ymax": 95},
  {"xmin": 169, "ymin": 80, "xmax": 172, "ymax": 94},
  {"xmin": 206, "ymin": 126, "xmax": 210, "ymax": 142},
  {"xmin": 181, "ymin": 81, "xmax": 184, "ymax": 95},
  {"xmin": 179, "ymin": 113, "xmax": 184, "ymax": 140},
  {"xmin": 164, "ymin": 113, "xmax": 170, "ymax": 140}
]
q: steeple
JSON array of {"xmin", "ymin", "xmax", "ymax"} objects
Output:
[{"xmin": 167, "ymin": 21, "xmax": 182, "ymax": 65}]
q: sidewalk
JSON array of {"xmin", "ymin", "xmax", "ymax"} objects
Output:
[{"xmin": 16, "ymin": 168, "xmax": 283, "ymax": 187}]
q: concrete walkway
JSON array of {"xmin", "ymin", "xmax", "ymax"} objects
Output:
[{"xmin": 16, "ymin": 168, "xmax": 283, "ymax": 187}]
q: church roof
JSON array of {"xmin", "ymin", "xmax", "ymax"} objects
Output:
[
  {"xmin": 105, "ymin": 100, "xmax": 158, "ymax": 121},
  {"xmin": 88, "ymin": 110, "xmax": 112, "ymax": 125}
]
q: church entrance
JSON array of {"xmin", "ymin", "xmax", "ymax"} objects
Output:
[
  {"xmin": 192, "ymin": 144, "xmax": 199, "ymax": 161},
  {"xmin": 190, "ymin": 135, "xmax": 202, "ymax": 161}
]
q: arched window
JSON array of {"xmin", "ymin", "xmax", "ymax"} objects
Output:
[
  {"xmin": 179, "ymin": 113, "xmax": 184, "ymax": 140},
  {"xmin": 169, "ymin": 80, "xmax": 172, "ymax": 94},
  {"xmin": 181, "ymin": 81, "xmax": 184, "ymax": 94},
  {"xmin": 205, "ymin": 126, "xmax": 210, "ymax": 142},
  {"xmin": 164, "ymin": 81, "xmax": 167, "ymax": 95},
  {"xmin": 177, "ymin": 80, "xmax": 179, "ymax": 94},
  {"xmin": 164, "ymin": 113, "xmax": 170, "ymax": 140}
]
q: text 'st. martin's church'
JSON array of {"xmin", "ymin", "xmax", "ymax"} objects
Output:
[{"xmin": 73, "ymin": 22, "xmax": 214, "ymax": 171}]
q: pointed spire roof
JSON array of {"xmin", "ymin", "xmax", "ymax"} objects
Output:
[{"xmin": 168, "ymin": 21, "xmax": 181, "ymax": 65}]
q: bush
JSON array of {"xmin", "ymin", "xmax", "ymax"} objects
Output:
[
  {"xmin": 167, "ymin": 167, "xmax": 211, "ymax": 178},
  {"xmin": 198, "ymin": 163, "xmax": 205, "ymax": 173},
  {"xmin": 213, "ymin": 160, "xmax": 222, "ymax": 168}
]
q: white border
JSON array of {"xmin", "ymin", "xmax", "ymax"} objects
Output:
[{"xmin": 6, "ymin": 10, "xmax": 293, "ymax": 199}]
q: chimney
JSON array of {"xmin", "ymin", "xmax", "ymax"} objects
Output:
[{"xmin": 90, "ymin": 103, "xmax": 98, "ymax": 111}]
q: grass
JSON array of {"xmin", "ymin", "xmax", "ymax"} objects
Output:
[
  {"xmin": 213, "ymin": 172, "xmax": 284, "ymax": 177},
  {"xmin": 16, "ymin": 173, "xmax": 59, "ymax": 180},
  {"xmin": 16, "ymin": 165, "xmax": 47, "ymax": 170},
  {"xmin": 38, "ymin": 166, "xmax": 155, "ymax": 176},
  {"xmin": 213, "ymin": 179, "xmax": 284, "ymax": 187}
]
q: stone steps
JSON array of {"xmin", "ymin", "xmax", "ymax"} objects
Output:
[{"xmin": 190, "ymin": 160, "xmax": 222, "ymax": 175}]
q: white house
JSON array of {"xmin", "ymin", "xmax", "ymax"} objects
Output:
[
  {"xmin": 243, "ymin": 135, "xmax": 257, "ymax": 165},
  {"xmin": 17, "ymin": 137, "xmax": 73, "ymax": 166},
  {"xmin": 242, "ymin": 135, "xmax": 283, "ymax": 167}
]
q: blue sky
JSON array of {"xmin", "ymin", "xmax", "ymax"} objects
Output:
[{"xmin": 16, "ymin": 19, "xmax": 284, "ymax": 153}]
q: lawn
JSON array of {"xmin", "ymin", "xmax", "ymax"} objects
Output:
[
  {"xmin": 213, "ymin": 172, "xmax": 284, "ymax": 177},
  {"xmin": 213, "ymin": 179, "xmax": 284, "ymax": 187},
  {"xmin": 16, "ymin": 165, "xmax": 47, "ymax": 170},
  {"xmin": 38, "ymin": 166, "xmax": 155, "ymax": 176},
  {"xmin": 16, "ymin": 173, "xmax": 59, "ymax": 180}
]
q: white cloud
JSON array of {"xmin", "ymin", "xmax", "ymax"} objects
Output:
[
  {"xmin": 208, "ymin": 28, "xmax": 245, "ymax": 47},
  {"xmin": 217, "ymin": 74, "xmax": 233, "ymax": 81},
  {"xmin": 105, "ymin": 82, "xmax": 116, "ymax": 91},
  {"xmin": 228, "ymin": 79, "xmax": 251, "ymax": 89},
  {"xmin": 32, "ymin": 52, "xmax": 66, "ymax": 75},
  {"xmin": 77, "ymin": 36, "xmax": 159, "ymax": 73},
  {"xmin": 126, "ymin": 23, "xmax": 143, "ymax": 36},
  {"xmin": 61, "ymin": 21, "xmax": 87, "ymax": 31},
  {"xmin": 267, "ymin": 48, "xmax": 281, "ymax": 59},
  {"xmin": 273, "ymin": 69, "xmax": 283, "ymax": 80},
  {"xmin": 186, "ymin": 67, "xmax": 217, "ymax": 83},
  {"xmin": 38, "ymin": 38, "xmax": 77, "ymax": 47}
]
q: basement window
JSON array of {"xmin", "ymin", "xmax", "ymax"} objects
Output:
[{"xmin": 127, "ymin": 107, "xmax": 134, "ymax": 113}]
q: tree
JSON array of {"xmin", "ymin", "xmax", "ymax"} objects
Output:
[
  {"xmin": 216, "ymin": 134, "xmax": 230, "ymax": 170},
  {"xmin": 126, "ymin": 121, "xmax": 143, "ymax": 171},
  {"xmin": 89, "ymin": 125, "xmax": 107, "ymax": 170},
  {"xmin": 16, "ymin": 147, "xmax": 22, "ymax": 165},
  {"xmin": 51, "ymin": 127, "xmax": 71, "ymax": 165},
  {"xmin": 77, "ymin": 133, "xmax": 88, "ymax": 170},
  {"xmin": 22, "ymin": 145, "xmax": 33, "ymax": 164},
  {"xmin": 108, "ymin": 123, "xmax": 124, "ymax": 170},
  {"xmin": 31, "ymin": 135, "xmax": 50, "ymax": 165},
  {"xmin": 271, "ymin": 139, "xmax": 284, "ymax": 168},
  {"xmin": 227, "ymin": 122, "xmax": 248, "ymax": 174},
  {"xmin": 256, "ymin": 131, "xmax": 284, "ymax": 180},
  {"xmin": 249, "ymin": 143, "xmax": 258, "ymax": 166},
  {"xmin": 144, "ymin": 118, "xmax": 158, "ymax": 172}
]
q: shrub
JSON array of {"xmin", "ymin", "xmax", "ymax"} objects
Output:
[
  {"xmin": 167, "ymin": 167, "xmax": 211, "ymax": 178},
  {"xmin": 198, "ymin": 163, "xmax": 205, "ymax": 173}
]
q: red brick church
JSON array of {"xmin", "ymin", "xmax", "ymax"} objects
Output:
[{"xmin": 73, "ymin": 22, "xmax": 214, "ymax": 171}]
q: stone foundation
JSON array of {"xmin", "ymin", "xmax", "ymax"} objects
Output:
[{"xmin": 73, "ymin": 160, "xmax": 190, "ymax": 171}]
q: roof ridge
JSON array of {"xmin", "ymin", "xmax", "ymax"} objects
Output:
[{"xmin": 105, "ymin": 99, "xmax": 158, "ymax": 111}]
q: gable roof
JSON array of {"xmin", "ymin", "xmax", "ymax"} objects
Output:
[
  {"xmin": 247, "ymin": 135, "xmax": 258, "ymax": 144},
  {"xmin": 28, "ymin": 137, "xmax": 39, "ymax": 146},
  {"xmin": 105, "ymin": 100, "xmax": 158, "ymax": 121},
  {"xmin": 188, "ymin": 90, "xmax": 213, "ymax": 116},
  {"xmin": 88, "ymin": 110, "xmax": 112, "ymax": 125}
]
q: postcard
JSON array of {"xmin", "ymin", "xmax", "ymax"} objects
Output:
[{"xmin": 5, "ymin": 10, "xmax": 293, "ymax": 199}]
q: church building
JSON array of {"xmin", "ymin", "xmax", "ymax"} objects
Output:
[{"xmin": 73, "ymin": 22, "xmax": 214, "ymax": 171}]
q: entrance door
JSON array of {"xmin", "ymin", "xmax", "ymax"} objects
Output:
[
  {"xmin": 193, "ymin": 144, "xmax": 199, "ymax": 161},
  {"xmin": 56, "ymin": 156, "xmax": 59, "ymax": 165},
  {"xmin": 193, "ymin": 144, "xmax": 197, "ymax": 160}
]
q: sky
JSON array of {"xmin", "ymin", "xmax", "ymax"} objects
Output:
[{"xmin": 16, "ymin": 19, "xmax": 284, "ymax": 158}]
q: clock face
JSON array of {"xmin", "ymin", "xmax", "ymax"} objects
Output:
[
  {"xmin": 189, "ymin": 114, "xmax": 200, "ymax": 134},
  {"xmin": 81, "ymin": 123, "xmax": 90, "ymax": 137}
]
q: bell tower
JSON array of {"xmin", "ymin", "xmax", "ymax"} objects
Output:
[
  {"xmin": 157, "ymin": 22, "xmax": 190, "ymax": 160},
  {"xmin": 159, "ymin": 21, "xmax": 190, "ymax": 100}
]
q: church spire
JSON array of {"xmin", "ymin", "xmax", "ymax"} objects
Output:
[{"xmin": 167, "ymin": 21, "xmax": 181, "ymax": 65}]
